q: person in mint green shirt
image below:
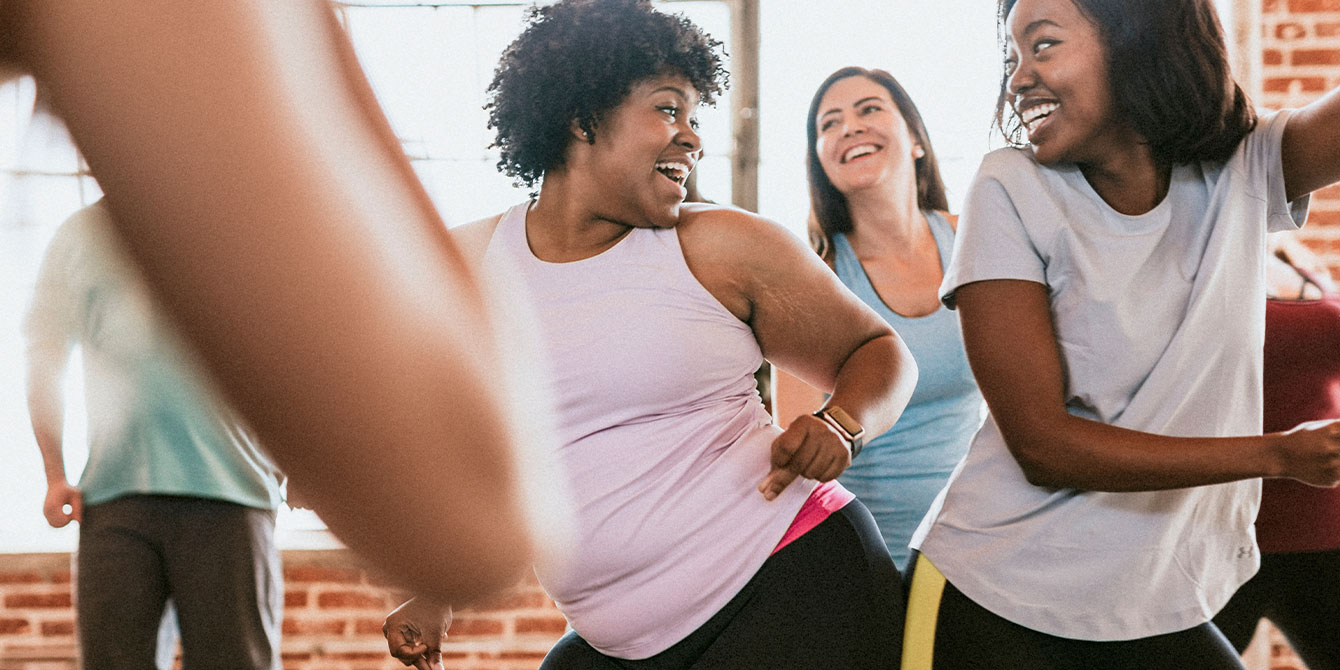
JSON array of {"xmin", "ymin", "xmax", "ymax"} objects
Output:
[{"xmin": 25, "ymin": 200, "xmax": 284, "ymax": 670}]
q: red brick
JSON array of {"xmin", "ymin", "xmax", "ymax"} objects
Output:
[
  {"xmin": 513, "ymin": 616, "xmax": 567, "ymax": 636},
  {"xmin": 1276, "ymin": 21, "xmax": 1308, "ymax": 39},
  {"xmin": 1292, "ymin": 48, "xmax": 1340, "ymax": 65},
  {"xmin": 445, "ymin": 617, "xmax": 504, "ymax": 637},
  {"xmin": 40, "ymin": 620, "xmax": 74, "ymax": 636},
  {"xmin": 0, "ymin": 572, "xmax": 43, "ymax": 585},
  {"xmin": 1315, "ymin": 183, "xmax": 1340, "ymax": 201},
  {"xmin": 1264, "ymin": 48, "xmax": 1285, "ymax": 65},
  {"xmin": 0, "ymin": 618, "xmax": 31, "ymax": 635},
  {"xmin": 353, "ymin": 618, "xmax": 388, "ymax": 636},
  {"xmin": 281, "ymin": 617, "xmax": 346, "ymax": 636},
  {"xmin": 1289, "ymin": 0, "xmax": 1340, "ymax": 10},
  {"xmin": 282, "ymin": 566, "xmax": 363, "ymax": 584},
  {"xmin": 1264, "ymin": 76, "xmax": 1329, "ymax": 92},
  {"xmin": 4, "ymin": 593, "xmax": 72, "ymax": 609},
  {"xmin": 1265, "ymin": 0, "xmax": 1283, "ymax": 11},
  {"xmin": 284, "ymin": 590, "xmax": 309, "ymax": 608},
  {"xmin": 1317, "ymin": 21, "xmax": 1340, "ymax": 36},
  {"xmin": 497, "ymin": 651, "xmax": 548, "ymax": 660},
  {"xmin": 478, "ymin": 590, "xmax": 555, "ymax": 612},
  {"xmin": 1305, "ymin": 208, "xmax": 1340, "ymax": 227},
  {"xmin": 325, "ymin": 651, "xmax": 386, "ymax": 661},
  {"xmin": 51, "ymin": 571, "xmax": 72, "ymax": 585},
  {"xmin": 316, "ymin": 590, "xmax": 389, "ymax": 609}
]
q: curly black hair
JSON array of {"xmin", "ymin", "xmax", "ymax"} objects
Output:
[{"xmin": 485, "ymin": 0, "xmax": 728, "ymax": 189}]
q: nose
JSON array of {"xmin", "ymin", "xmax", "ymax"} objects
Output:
[
  {"xmin": 1006, "ymin": 60, "xmax": 1035, "ymax": 98},
  {"xmin": 841, "ymin": 118, "xmax": 865, "ymax": 138},
  {"xmin": 676, "ymin": 121, "xmax": 701, "ymax": 157}
]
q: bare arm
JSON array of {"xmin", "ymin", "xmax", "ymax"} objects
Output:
[
  {"xmin": 772, "ymin": 368, "xmax": 826, "ymax": 430},
  {"xmin": 3, "ymin": 0, "xmax": 537, "ymax": 603},
  {"xmin": 1282, "ymin": 86, "xmax": 1340, "ymax": 201},
  {"xmin": 26, "ymin": 341, "xmax": 82, "ymax": 528},
  {"xmin": 679, "ymin": 206, "xmax": 917, "ymax": 498},
  {"xmin": 957, "ymin": 279, "xmax": 1340, "ymax": 490}
]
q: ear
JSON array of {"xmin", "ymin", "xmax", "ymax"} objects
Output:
[{"xmin": 569, "ymin": 119, "xmax": 592, "ymax": 144}]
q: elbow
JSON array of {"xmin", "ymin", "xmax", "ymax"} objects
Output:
[
  {"xmin": 890, "ymin": 332, "xmax": 919, "ymax": 413},
  {"xmin": 1001, "ymin": 427, "xmax": 1072, "ymax": 489}
]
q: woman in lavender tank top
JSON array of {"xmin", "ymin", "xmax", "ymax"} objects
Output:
[{"xmin": 382, "ymin": 1, "xmax": 920, "ymax": 668}]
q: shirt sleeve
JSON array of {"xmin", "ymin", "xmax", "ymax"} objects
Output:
[
  {"xmin": 23, "ymin": 207, "xmax": 95, "ymax": 366},
  {"xmin": 1242, "ymin": 109, "xmax": 1309, "ymax": 233},
  {"xmin": 940, "ymin": 150, "xmax": 1050, "ymax": 309}
]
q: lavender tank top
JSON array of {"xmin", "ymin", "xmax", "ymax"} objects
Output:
[{"xmin": 484, "ymin": 202, "xmax": 814, "ymax": 659}]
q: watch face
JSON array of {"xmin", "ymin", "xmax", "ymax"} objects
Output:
[{"xmin": 824, "ymin": 406, "xmax": 862, "ymax": 436}]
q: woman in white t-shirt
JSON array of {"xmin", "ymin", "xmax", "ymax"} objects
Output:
[{"xmin": 902, "ymin": 0, "xmax": 1340, "ymax": 668}]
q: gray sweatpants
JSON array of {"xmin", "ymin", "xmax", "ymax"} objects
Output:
[{"xmin": 75, "ymin": 495, "xmax": 282, "ymax": 670}]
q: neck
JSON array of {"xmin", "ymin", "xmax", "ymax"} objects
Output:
[
  {"xmin": 1077, "ymin": 139, "xmax": 1170, "ymax": 216},
  {"xmin": 528, "ymin": 173, "xmax": 633, "ymax": 262},
  {"xmin": 842, "ymin": 182, "xmax": 926, "ymax": 254}
]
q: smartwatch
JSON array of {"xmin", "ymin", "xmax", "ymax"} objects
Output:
[{"xmin": 812, "ymin": 405, "xmax": 865, "ymax": 459}]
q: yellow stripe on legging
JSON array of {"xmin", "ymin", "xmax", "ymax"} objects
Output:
[{"xmin": 901, "ymin": 553, "xmax": 947, "ymax": 670}]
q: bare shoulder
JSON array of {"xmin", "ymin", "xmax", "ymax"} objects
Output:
[
  {"xmin": 676, "ymin": 203, "xmax": 803, "ymax": 265},
  {"xmin": 449, "ymin": 213, "xmax": 505, "ymax": 269}
]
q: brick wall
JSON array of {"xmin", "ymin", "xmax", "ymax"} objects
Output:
[
  {"xmin": 0, "ymin": 550, "xmax": 566, "ymax": 670},
  {"xmin": 1263, "ymin": 0, "xmax": 1340, "ymax": 275}
]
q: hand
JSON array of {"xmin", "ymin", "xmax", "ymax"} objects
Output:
[
  {"xmin": 383, "ymin": 598, "xmax": 451, "ymax": 670},
  {"xmin": 42, "ymin": 482, "xmax": 82, "ymax": 528},
  {"xmin": 284, "ymin": 479, "xmax": 312, "ymax": 511},
  {"xmin": 758, "ymin": 414, "xmax": 852, "ymax": 501},
  {"xmin": 1277, "ymin": 419, "xmax": 1340, "ymax": 487}
]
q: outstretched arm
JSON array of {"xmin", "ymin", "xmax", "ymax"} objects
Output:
[
  {"xmin": 1282, "ymin": 86, "xmax": 1340, "ymax": 201},
  {"xmin": 2, "ymin": 0, "xmax": 542, "ymax": 603},
  {"xmin": 957, "ymin": 278, "xmax": 1340, "ymax": 491}
]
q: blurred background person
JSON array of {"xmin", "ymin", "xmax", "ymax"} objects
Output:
[
  {"xmin": 775, "ymin": 66, "xmax": 984, "ymax": 571},
  {"xmin": 26, "ymin": 200, "xmax": 286, "ymax": 670}
]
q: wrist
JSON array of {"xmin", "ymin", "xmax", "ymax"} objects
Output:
[{"xmin": 812, "ymin": 405, "xmax": 865, "ymax": 459}]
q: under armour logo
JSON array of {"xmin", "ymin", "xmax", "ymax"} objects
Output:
[{"xmin": 1235, "ymin": 546, "xmax": 1255, "ymax": 559}]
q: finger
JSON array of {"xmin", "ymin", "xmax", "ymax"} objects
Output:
[
  {"xmin": 71, "ymin": 493, "xmax": 84, "ymax": 523},
  {"xmin": 428, "ymin": 650, "xmax": 445, "ymax": 670},
  {"xmin": 786, "ymin": 438, "xmax": 821, "ymax": 480},
  {"xmin": 770, "ymin": 430, "xmax": 802, "ymax": 469},
  {"xmin": 758, "ymin": 466, "xmax": 799, "ymax": 501}
]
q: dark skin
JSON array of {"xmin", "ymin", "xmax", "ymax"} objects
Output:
[{"xmin": 959, "ymin": 0, "xmax": 1340, "ymax": 493}]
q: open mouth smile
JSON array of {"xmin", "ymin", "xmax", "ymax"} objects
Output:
[
  {"xmin": 655, "ymin": 160, "xmax": 692, "ymax": 187},
  {"xmin": 841, "ymin": 143, "xmax": 882, "ymax": 164}
]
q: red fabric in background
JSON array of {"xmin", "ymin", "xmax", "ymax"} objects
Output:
[{"xmin": 1255, "ymin": 296, "xmax": 1340, "ymax": 553}]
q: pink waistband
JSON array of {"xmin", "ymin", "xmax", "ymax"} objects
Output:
[{"xmin": 772, "ymin": 480, "xmax": 855, "ymax": 554}]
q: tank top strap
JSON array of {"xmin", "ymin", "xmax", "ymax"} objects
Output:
[{"xmin": 924, "ymin": 210, "xmax": 956, "ymax": 269}]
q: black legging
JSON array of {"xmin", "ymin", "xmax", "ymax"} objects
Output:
[
  {"xmin": 1213, "ymin": 548, "xmax": 1340, "ymax": 670},
  {"xmin": 539, "ymin": 500, "xmax": 904, "ymax": 670},
  {"xmin": 904, "ymin": 553, "xmax": 1245, "ymax": 670}
]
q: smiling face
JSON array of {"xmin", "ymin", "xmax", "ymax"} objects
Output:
[
  {"xmin": 584, "ymin": 72, "xmax": 702, "ymax": 228},
  {"xmin": 813, "ymin": 75, "xmax": 921, "ymax": 198},
  {"xmin": 1004, "ymin": 0, "xmax": 1131, "ymax": 166}
]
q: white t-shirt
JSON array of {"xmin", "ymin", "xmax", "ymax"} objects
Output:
[{"xmin": 911, "ymin": 110, "xmax": 1308, "ymax": 641}]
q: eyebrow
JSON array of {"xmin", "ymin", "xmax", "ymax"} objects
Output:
[
  {"xmin": 651, "ymin": 85, "xmax": 692, "ymax": 102},
  {"xmin": 1018, "ymin": 18, "xmax": 1061, "ymax": 39},
  {"xmin": 819, "ymin": 96, "xmax": 885, "ymax": 120}
]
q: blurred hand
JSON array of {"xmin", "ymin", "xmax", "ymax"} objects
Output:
[
  {"xmin": 1278, "ymin": 419, "xmax": 1340, "ymax": 488},
  {"xmin": 758, "ymin": 414, "xmax": 852, "ymax": 501},
  {"xmin": 383, "ymin": 598, "xmax": 451, "ymax": 670},
  {"xmin": 42, "ymin": 481, "xmax": 82, "ymax": 528}
]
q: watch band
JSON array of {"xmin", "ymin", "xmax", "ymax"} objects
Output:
[{"xmin": 812, "ymin": 405, "xmax": 865, "ymax": 459}]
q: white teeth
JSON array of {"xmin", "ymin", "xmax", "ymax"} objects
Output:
[
  {"xmin": 1021, "ymin": 102, "xmax": 1059, "ymax": 128},
  {"xmin": 842, "ymin": 144, "xmax": 879, "ymax": 163},
  {"xmin": 655, "ymin": 161, "xmax": 691, "ymax": 185}
]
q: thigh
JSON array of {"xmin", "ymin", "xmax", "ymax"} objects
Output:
[
  {"xmin": 1211, "ymin": 565, "xmax": 1273, "ymax": 653},
  {"xmin": 540, "ymin": 631, "xmax": 633, "ymax": 670},
  {"xmin": 689, "ymin": 501, "xmax": 904, "ymax": 670},
  {"xmin": 159, "ymin": 498, "xmax": 281, "ymax": 670},
  {"xmin": 77, "ymin": 498, "xmax": 171, "ymax": 670},
  {"xmin": 1259, "ymin": 550, "xmax": 1340, "ymax": 670},
  {"xmin": 909, "ymin": 560, "xmax": 1243, "ymax": 670}
]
